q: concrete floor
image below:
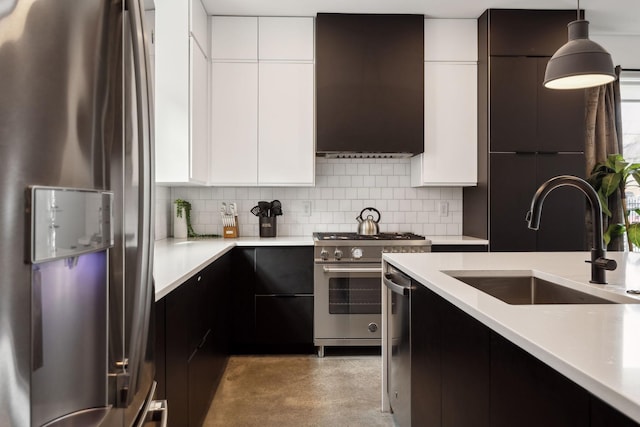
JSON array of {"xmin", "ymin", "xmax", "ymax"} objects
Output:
[{"xmin": 203, "ymin": 352, "xmax": 395, "ymax": 427}]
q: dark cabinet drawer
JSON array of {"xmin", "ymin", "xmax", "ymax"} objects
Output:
[
  {"xmin": 255, "ymin": 295, "xmax": 313, "ymax": 345},
  {"xmin": 255, "ymin": 247, "xmax": 313, "ymax": 294}
]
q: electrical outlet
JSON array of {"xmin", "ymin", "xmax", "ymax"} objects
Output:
[
  {"xmin": 438, "ymin": 201, "xmax": 449, "ymax": 217},
  {"xmin": 302, "ymin": 201, "xmax": 312, "ymax": 217}
]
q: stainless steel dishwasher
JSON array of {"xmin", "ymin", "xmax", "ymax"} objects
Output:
[{"xmin": 384, "ymin": 267, "xmax": 415, "ymax": 427}]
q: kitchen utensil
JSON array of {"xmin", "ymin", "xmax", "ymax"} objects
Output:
[
  {"xmin": 356, "ymin": 207, "xmax": 381, "ymax": 235},
  {"xmin": 251, "ymin": 206, "xmax": 261, "ymax": 216},
  {"xmin": 258, "ymin": 201, "xmax": 271, "ymax": 217},
  {"xmin": 271, "ymin": 200, "xmax": 282, "ymax": 216}
]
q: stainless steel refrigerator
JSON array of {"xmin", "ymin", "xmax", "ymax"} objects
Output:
[{"xmin": 0, "ymin": 0, "xmax": 161, "ymax": 426}]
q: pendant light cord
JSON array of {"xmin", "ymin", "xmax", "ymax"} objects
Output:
[{"xmin": 577, "ymin": 0, "xmax": 580, "ymax": 20}]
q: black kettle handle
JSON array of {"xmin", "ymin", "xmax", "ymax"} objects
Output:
[{"xmin": 359, "ymin": 207, "xmax": 381, "ymax": 223}]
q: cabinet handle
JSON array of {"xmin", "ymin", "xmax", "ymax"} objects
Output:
[
  {"xmin": 383, "ymin": 272, "xmax": 414, "ymax": 296},
  {"xmin": 323, "ymin": 267, "xmax": 382, "ymax": 274}
]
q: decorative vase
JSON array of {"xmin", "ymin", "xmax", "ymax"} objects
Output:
[{"xmin": 173, "ymin": 202, "xmax": 188, "ymax": 239}]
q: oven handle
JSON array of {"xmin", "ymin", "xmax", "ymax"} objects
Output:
[
  {"xmin": 322, "ymin": 266, "xmax": 382, "ymax": 274},
  {"xmin": 383, "ymin": 272, "xmax": 415, "ymax": 296}
]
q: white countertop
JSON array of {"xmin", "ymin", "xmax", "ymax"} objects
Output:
[
  {"xmin": 426, "ymin": 235, "xmax": 488, "ymax": 245},
  {"xmin": 383, "ymin": 251, "xmax": 640, "ymax": 422},
  {"xmin": 153, "ymin": 236, "xmax": 314, "ymax": 300},
  {"xmin": 153, "ymin": 234, "xmax": 485, "ymax": 300}
]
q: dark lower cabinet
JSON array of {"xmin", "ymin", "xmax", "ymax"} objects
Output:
[
  {"xmin": 490, "ymin": 333, "xmax": 589, "ymax": 427},
  {"xmin": 440, "ymin": 303, "xmax": 490, "ymax": 427},
  {"xmin": 408, "ymin": 277, "xmax": 640, "ymax": 427},
  {"xmin": 157, "ymin": 252, "xmax": 231, "ymax": 427},
  {"xmin": 255, "ymin": 295, "xmax": 313, "ymax": 344},
  {"xmin": 232, "ymin": 246, "xmax": 314, "ymax": 353},
  {"xmin": 411, "ymin": 284, "xmax": 441, "ymax": 426},
  {"xmin": 409, "ymin": 284, "xmax": 490, "ymax": 427}
]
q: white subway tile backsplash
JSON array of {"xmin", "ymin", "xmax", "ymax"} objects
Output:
[{"xmin": 161, "ymin": 158, "xmax": 463, "ymax": 238}]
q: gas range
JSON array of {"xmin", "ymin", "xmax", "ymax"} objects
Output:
[
  {"xmin": 312, "ymin": 231, "xmax": 431, "ymax": 356},
  {"xmin": 313, "ymin": 232, "xmax": 431, "ymax": 263}
]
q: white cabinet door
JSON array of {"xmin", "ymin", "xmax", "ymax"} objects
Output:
[
  {"xmin": 155, "ymin": 0, "xmax": 209, "ymax": 185},
  {"xmin": 155, "ymin": 0, "xmax": 190, "ymax": 183},
  {"xmin": 210, "ymin": 16, "xmax": 258, "ymax": 60},
  {"xmin": 190, "ymin": 40, "xmax": 209, "ymax": 184},
  {"xmin": 412, "ymin": 62, "xmax": 477, "ymax": 186},
  {"xmin": 424, "ymin": 19, "xmax": 477, "ymax": 62},
  {"xmin": 189, "ymin": 0, "xmax": 208, "ymax": 53},
  {"xmin": 258, "ymin": 17, "xmax": 314, "ymax": 61},
  {"xmin": 258, "ymin": 63, "xmax": 314, "ymax": 185},
  {"xmin": 210, "ymin": 62, "xmax": 259, "ymax": 185}
]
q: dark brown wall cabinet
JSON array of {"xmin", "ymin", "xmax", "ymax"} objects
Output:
[
  {"xmin": 316, "ymin": 13, "xmax": 424, "ymax": 155},
  {"xmin": 407, "ymin": 276, "xmax": 640, "ymax": 427},
  {"xmin": 464, "ymin": 9, "xmax": 588, "ymax": 252},
  {"xmin": 231, "ymin": 246, "xmax": 314, "ymax": 353},
  {"xmin": 156, "ymin": 253, "xmax": 231, "ymax": 427}
]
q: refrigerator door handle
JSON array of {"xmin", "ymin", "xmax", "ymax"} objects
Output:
[{"xmin": 123, "ymin": 0, "xmax": 155, "ymax": 410}]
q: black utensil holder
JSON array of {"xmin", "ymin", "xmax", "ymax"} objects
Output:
[{"xmin": 259, "ymin": 217, "xmax": 277, "ymax": 237}]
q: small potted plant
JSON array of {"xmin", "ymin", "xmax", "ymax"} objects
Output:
[
  {"xmin": 174, "ymin": 199, "xmax": 219, "ymax": 239},
  {"xmin": 588, "ymin": 154, "xmax": 640, "ymax": 251}
]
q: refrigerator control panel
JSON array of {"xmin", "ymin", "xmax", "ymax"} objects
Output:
[{"xmin": 28, "ymin": 186, "xmax": 114, "ymax": 264}]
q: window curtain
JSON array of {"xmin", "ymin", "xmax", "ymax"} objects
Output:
[{"xmin": 585, "ymin": 66, "xmax": 624, "ymax": 250}]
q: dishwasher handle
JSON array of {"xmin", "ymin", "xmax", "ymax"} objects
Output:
[{"xmin": 383, "ymin": 272, "xmax": 415, "ymax": 296}]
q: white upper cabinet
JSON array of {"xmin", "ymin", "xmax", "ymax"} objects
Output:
[
  {"xmin": 258, "ymin": 63, "xmax": 314, "ymax": 185},
  {"xmin": 190, "ymin": 39, "xmax": 210, "ymax": 185},
  {"xmin": 190, "ymin": 0, "xmax": 208, "ymax": 50},
  {"xmin": 258, "ymin": 17, "xmax": 314, "ymax": 61},
  {"xmin": 155, "ymin": 0, "xmax": 209, "ymax": 185},
  {"xmin": 424, "ymin": 19, "xmax": 477, "ymax": 62},
  {"xmin": 210, "ymin": 62, "xmax": 259, "ymax": 185},
  {"xmin": 412, "ymin": 62, "xmax": 477, "ymax": 187},
  {"xmin": 412, "ymin": 18, "xmax": 478, "ymax": 187},
  {"xmin": 210, "ymin": 16, "xmax": 258, "ymax": 60},
  {"xmin": 209, "ymin": 16, "xmax": 315, "ymax": 186}
]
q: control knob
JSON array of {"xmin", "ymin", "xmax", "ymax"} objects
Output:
[
  {"xmin": 334, "ymin": 249, "xmax": 343, "ymax": 260},
  {"xmin": 320, "ymin": 249, "xmax": 329, "ymax": 260},
  {"xmin": 368, "ymin": 322, "xmax": 378, "ymax": 333},
  {"xmin": 351, "ymin": 247, "xmax": 363, "ymax": 259}
]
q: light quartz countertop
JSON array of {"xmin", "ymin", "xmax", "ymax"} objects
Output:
[
  {"xmin": 154, "ymin": 236, "xmax": 314, "ymax": 300},
  {"xmin": 383, "ymin": 251, "xmax": 640, "ymax": 422},
  {"xmin": 427, "ymin": 235, "xmax": 488, "ymax": 245},
  {"xmin": 153, "ymin": 235, "xmax": 487, "ymax": 300}
]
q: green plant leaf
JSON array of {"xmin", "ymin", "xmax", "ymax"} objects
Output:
[
  {"xmin": 597, "ymin": 190, "xmax": 612, "ymax": 217},
  {"xmin": 631, "ymin": 172, "xmax": 640, "ymax": 188},
  {"xmin": 627, "ymin": 223, "xmax": 640, "ymax": 248},
  {"xmin": 606, "ymin": 154, "xmax": 624, "ymax": 169},
  {"xmin": 633, "ymin": 208, "xmax": 640, "ymax": 216},
  {"xmin": 600, "ymin": 173, "xmax": 621, "ymax": 197},
  {"xmin": 604, "ymin": 223, "xmax": 626, "ymax": 246}
]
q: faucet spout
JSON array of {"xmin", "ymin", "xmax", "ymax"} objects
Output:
[{"xmin": 526, "ymin": 175, "xmax": 616, "ymax": 284}]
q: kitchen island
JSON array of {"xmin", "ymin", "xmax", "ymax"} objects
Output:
[{"xmin": 382, "ymin": 251, "xmax": 640, "ymax": 424}]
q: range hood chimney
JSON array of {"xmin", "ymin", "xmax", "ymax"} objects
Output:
[{"xmin": 316, "ymin": 13, "xmax": 425, "ymax": 157}]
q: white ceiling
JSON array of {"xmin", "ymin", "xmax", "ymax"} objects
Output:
[{"xmin": 197, "ymin": 0, "xmax": 640, "ymax": 35}]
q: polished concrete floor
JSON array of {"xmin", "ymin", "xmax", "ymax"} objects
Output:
[{"xmin": 203, "ymin": 350, "xmax": 395, "ymax": 427}]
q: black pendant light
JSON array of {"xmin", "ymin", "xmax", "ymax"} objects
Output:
[{"xmin": 543, "ymin": 0, "xmax": 616, "ymax": 90}]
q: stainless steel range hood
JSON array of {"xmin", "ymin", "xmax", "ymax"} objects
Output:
[{"xmin": 316, "ymin": 13, "xmax": 424, "ymax": 157}]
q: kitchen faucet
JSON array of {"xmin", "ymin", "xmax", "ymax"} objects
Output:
[{"xmin": 526, "ymin": 175, "xmax": 617, "ymax": 284}]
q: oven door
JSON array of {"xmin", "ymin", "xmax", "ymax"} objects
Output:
[{"xmin": 314, "ymin": 262, "xmax": 383, "ymax": 342}]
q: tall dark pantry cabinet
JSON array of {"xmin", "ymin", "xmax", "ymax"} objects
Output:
[{"xmin": 464, "ymin": 10, "xmax": 588, "ymax": 252}]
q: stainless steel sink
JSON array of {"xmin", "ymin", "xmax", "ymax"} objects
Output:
[{"xmin": 449, "ymin": 275, "xmax": 615, "ymax": 305}]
